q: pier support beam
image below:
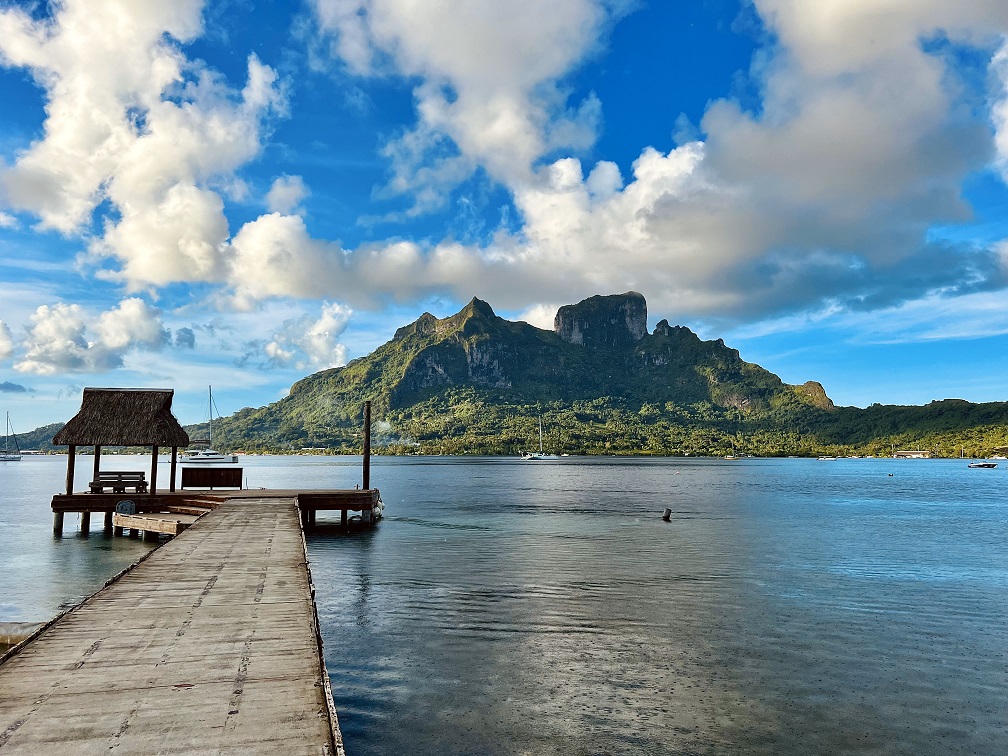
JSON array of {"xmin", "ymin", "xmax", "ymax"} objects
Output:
[
  {"xmin": 363, "ymin": 400, "xmax": 371, "ymax": 490},
  {"xmin": 113, "ymin": 526, "xmax": 123, "ymax": 537},
  {"xmin": 65, "ymin": 445, "xmax": 76, "ymax": 495},
  {"xmin": 170, "ymin": 446, "xmax": 178, "ymax": 492},
  {"xmin": 341, "ymin": 509, "xmax": 347, "ymax": 526},
  {"xmin": 150, "ymin": 445, "xmax": 159, "ymax": 495},
  {"xmin": 80, "ymin": 510, "xmax": 90, "ymax": 535},
  {"xmin": 53, "ymin": 512, "xmax": 64, "ymax": 538},
  {"xmin": 104, "ymin": 511, "xmax": 113, "ymax": 531}
]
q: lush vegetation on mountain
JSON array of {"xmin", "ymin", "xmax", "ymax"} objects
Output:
[{"xmin": 19, "ymin": 294, "xmax": 1008, "ymax": 457}]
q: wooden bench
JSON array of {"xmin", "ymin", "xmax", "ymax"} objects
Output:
[{"xmin": 90, "ymin": 471, "xmax": 148, "ymax": 494}]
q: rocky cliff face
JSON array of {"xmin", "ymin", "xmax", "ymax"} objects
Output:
[
  {"xmin": 288, "ymin": 290, "xmax": 834, "ymax": 418},
  {"xmin": 554, "ymin": 292, "xmax": 647, "ymax": 350}
]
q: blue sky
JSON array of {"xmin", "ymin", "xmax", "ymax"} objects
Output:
[{"xmin": 3, "ymin": 0, "xmax": 1008, "ymax": 432}]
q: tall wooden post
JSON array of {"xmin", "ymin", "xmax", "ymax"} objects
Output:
[
  {"xmin": 169, "ymin": 447, "xmax": 178, "ymax": 492},
  {"xmin": 150, "ymin": 446, "xmax": 159, "ymax": 495},
  {"xmin": 363, "ymin": 401, "xmax": 371, "ymax": 490},
  {"xmin": 65, "ymin": 445, "xmax": 76, "ymax": 495},
  {"xmin": 93, "ymin": 445, "xmax": 101, "ymax": 480}
]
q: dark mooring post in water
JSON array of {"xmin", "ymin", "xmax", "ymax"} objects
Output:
[{"xmin": 363, "ymin": 400, "xmax": 371, "ymax": 490}]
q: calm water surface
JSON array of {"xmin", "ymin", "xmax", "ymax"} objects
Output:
[{"xmin": 2, "ymin": 455, "xmax": 1006, "ymax": 755}]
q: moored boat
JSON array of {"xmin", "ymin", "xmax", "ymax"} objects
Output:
[
  {"xmin": 182, "ymin": 386, "xmax": 238, "ymax": 464},
  {"xmin": 521, "ymin": 416, "xmax": 558, "ymax": 460},
  {"xmin": 1, "ymin": 412, "xmax": 21, "ymax": 462}
]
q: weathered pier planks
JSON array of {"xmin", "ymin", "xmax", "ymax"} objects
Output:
[{"xmin": 0, "ymin": 496, "xmax": 344, "ymax": 755}]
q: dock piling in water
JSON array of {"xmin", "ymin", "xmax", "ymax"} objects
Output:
[{"xmin": 363, "ymin": 400, "xmax": 371, "ymax": 490}]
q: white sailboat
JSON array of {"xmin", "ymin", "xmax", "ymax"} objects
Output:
[
  {"xmin": 521, "ymin": 416, "xmax": 558, "ymax": 460},
  {"xmin": 1, "ymin": 412, "xmax": 21, "ymax": 462},
  {"xmin": 183, "ymin": 387, "xmax": 238, "ymax": 464}
]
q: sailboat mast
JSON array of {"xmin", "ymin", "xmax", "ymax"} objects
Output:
[
  {"xmin": 208, "ymin": 385, "xmax": 213, "ymax": 445},
  {"xmin": 539, "ymin": 416, "xmax": 544, "ymax": 453}
]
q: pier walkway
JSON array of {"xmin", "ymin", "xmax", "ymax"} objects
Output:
[{"xmin": 0, "ymin": 496, "xmax": 343, "ymax": 755}]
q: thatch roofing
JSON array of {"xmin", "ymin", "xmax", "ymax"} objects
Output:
[{"xmin": 52, "ymin": 388, "xmax": 190, "ymax": 447}]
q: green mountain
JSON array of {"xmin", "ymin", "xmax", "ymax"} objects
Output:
[
  {"xmin": 213, "ymin": 292, "xmax": 841, "ymax": 455},
  {"xmin": 21, "ymin": 292, "xmax": 1008, "ymax": 457}
]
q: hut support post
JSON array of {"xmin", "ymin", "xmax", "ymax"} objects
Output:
[
  {"xmin": 53, "ymin": 512, "xmax": 64, "ymax": 537},
  {"xmin": 92, "ymin": 445, "xmax": 101, "ymax": 480},
  {"xmin": 150, "ymin": 446, "xmax": 158, "ymax": 495},
  {"xmin": 341, "ymin": 509, "xmax": 347, "ymax": 526},
  {"xmin": 65, "ymin": 445, "xmax": 76, "ymax": 495},
  {"xmin": 80, "ymin": 510, "xmax": 90, "ymax": 535},
  {"xmin": 104, "ymin": 511, "xmax": 113, "ymax": 531},
  {"xmin": 363, "ymin": 401, "xmax": 371, "ymax": 490},
  {"xmin": 169, "ymin": 447, "xmax": 178, "ymax": 492}
]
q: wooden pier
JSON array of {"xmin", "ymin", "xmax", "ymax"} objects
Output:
[
  {"xmin": 0, "ymin": 494, "xmax": 349, "ymax": 754},
  {"xmin": 51, "ymin": 488, "xmax": 384, "ymax": 536},
  {"xmin": 1, "ymin": 392, "xmax": 385, "ymax": 752}
]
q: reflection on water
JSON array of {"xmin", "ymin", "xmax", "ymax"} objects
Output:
[
  {"xmin": 0, "ymin": 456, "xmax": 158, "ymax": 621},
  {"xmin": 3, "ymin": 455, "xmax": 1006, "ymax": 754},
  {"xmin": 308, "ymin": 457, "xmax": 1008, "ymax": 755}
]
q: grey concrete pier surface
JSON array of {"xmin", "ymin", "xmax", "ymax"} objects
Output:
[{"xmin": 0, "ymin": 497, "xmax": 344, "ymax": 755}]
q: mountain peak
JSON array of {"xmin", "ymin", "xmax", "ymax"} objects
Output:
[
  {"xmin": 392, "ymin": 298, "xmax": 498, "ymax": 342},
  {"xmin": 465, "ymin": 297, "xmax": 495, "ymax": 317},
  {"xmin": 393, "ymin": 311, "xmax": 439, "ymax": 340},
  {"xmin": 554, "ymin": 292, "xmax": 647, "ymax": 350}
]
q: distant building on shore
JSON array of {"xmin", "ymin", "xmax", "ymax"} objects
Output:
[{"xmin": 893, "ymin": 450, "xmax": 932, "ymax": 458}]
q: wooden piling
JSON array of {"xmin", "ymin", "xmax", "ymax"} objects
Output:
[
  {"xmin": 52, "ymin": 511, "xmax": 63, "ymax": 537},
  {"xmin": 363, "ymin": 400, "xmax": 371, "ymax": 490},
  {"xmin": 80, "ymin": 510, "xmax": 90, "ymax": 533},
  {"xmin": 150, "ymin": 444, "xmax": 159, "ymax": 495},
  {"xmin": 65, "ymin": 445, "xmax": 76, "ymax": 495},
  {"xmin": 104, "ymin": 511, "xmax": 113, "ymax": 530}
]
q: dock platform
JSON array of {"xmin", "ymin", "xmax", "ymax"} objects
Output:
[
  {"xmin": 0, "ymin": 495, "xmax": 347, "ymax": 754},
  {"xmin": 50, "ymin": 488, "xmax": 383, "ymax": 536}
]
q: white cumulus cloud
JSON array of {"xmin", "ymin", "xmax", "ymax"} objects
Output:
[
  {"xmin": 263, "ymin": 302, "xmax": 353, "ymax": 370},
  {"xmin": 0, "ymin": 321, "xmax": 13, "ymax": 361},
  {"xmin": 311, "ymin": 0, "xmax": 628, "ymax": 209},
  {"xmin": 15, "ymin": 298, "xmax": 168, "ymax": 375},
  {"xmin": 266, "ymin": 175, "xmax": 310, "ymax": 215},
  {"xmin": 0, "ymin": 0, "xmax": 285, "ymax": 289},
  {"xmin": 294, "ymin": 0, "xmax": 1008, "ymax": 324}
]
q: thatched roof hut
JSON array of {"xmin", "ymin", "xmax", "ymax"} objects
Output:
[
  {"xmin": 52, "ymin": 388, "xmax": 191, "ymax": 500},
  {"xmin": 53, "ymin": 388, "xmax": 189, "ymax": 447}
]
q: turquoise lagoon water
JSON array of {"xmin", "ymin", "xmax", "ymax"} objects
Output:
[{"xmin": 1, "ymin": 455, "xmax": 1005, "ymax": 755}]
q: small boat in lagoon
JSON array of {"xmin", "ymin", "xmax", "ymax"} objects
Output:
[
  {"xmin": 521, "ymin": 416, "xmax": 558, "ymax": 460},
  {"xmin": 183, "ymin": 386, "xmax": 238, "ymax": 464},
  {"xmin": 1, "ymin": 412, "xmax": 21, "ymax": 462},
  {"xmin": 967, "ymin": 461, "xmax": 997, "ymax": 468}
]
